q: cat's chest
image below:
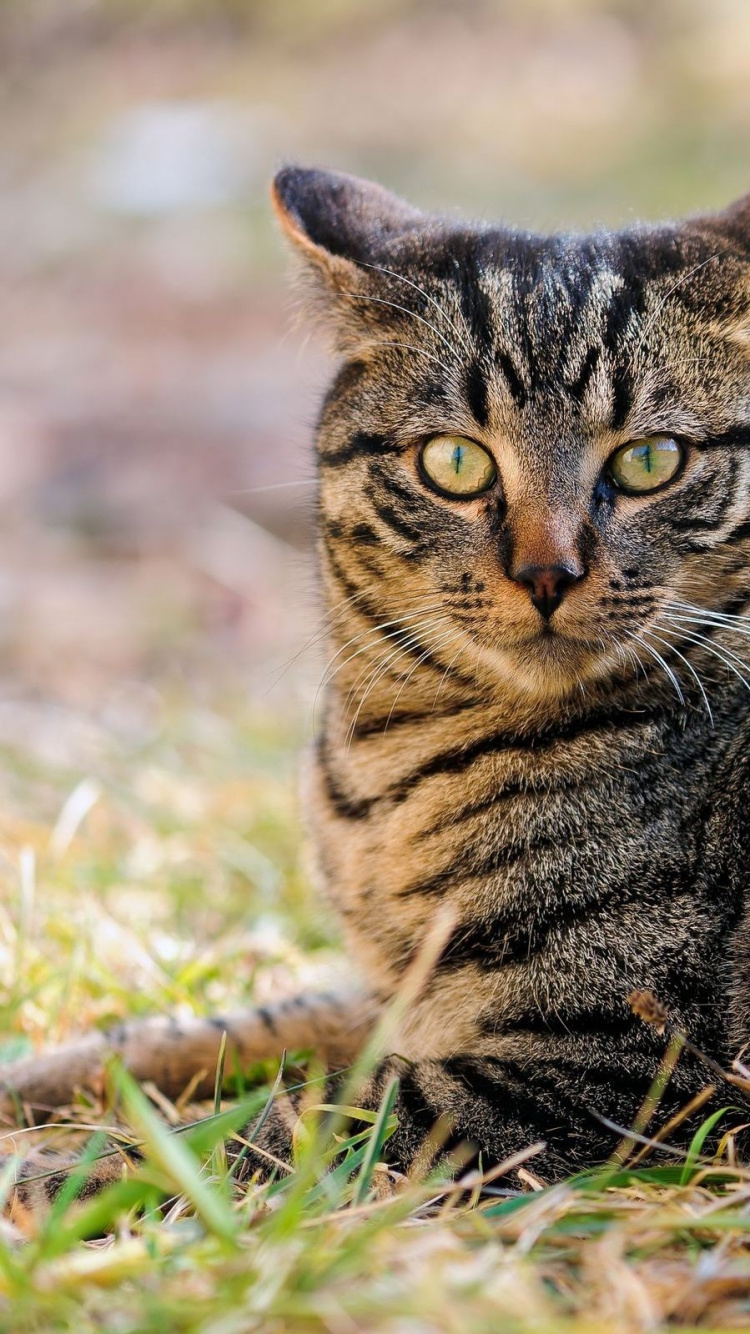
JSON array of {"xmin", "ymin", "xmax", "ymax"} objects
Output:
[{"xmin": 315, "ymin": 706, "xmax": 714, "ymax": 930}]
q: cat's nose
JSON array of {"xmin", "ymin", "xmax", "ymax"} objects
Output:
[{"xmin": 513, "ymin": 563, "xmax": 582, "ymax": 620}]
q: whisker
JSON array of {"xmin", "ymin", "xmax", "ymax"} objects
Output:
[
  {"xmin": 337, "ymin": 609, "xmax": 451, "ymax": 707},
  {"xmin": 380, "ymin": 627, "xmax": 464, "ymax": 737},
  {"xmin": 628, "ymin": 631, "xmax": 685, "ymax": 707},
  {"xmin": 659, "ymin": 620, "xmax": 750, "ymax": 696},
  {"xmin": 339, "ymin": 291, "xmax": 460, "ymax": 361},
  {"xmin": 665, "ymin": 598, "xmax": 750, "ymax": 628},
  {"xmin": 662, "ymin": 610, "xmax": 750, "ymax": 646},
  {"xmin": 343, "ymin": 620, "xmax": 456, "ymax": 746},
  {"xmin": 273, "ymin": 587, "xmax": 437, "ymax": 699},
  {"xmin": 341, "ymin": 613, "xmax": 453, "ymax": 715},
  {"xmin": 327, "ymin": 606, "xmax": 450, "ymax": 694},
  {"xmin": 432, "ymin": 640, "xmax": 469, "ymax": 710},
  {"xmin": 646, "ymin": 624, "xmax": 714, "ymax": 726},
  {"xmin": 373, "ymin": 340, "xmax": 459, "ymax": 382},
  {"xmin": 354, "ymin": 261, "xmax": 474, "ymax": 360},
  {"xmin": 311, "ymin": 598, "xmax": 449, "ymax": 730},
  {"xmin": 319, "ymin": 600, "xmax": 449, "ymax": 690},
  {"xmin": 228, "ymin": 479, "xmax": 316, "ymax": 496}
]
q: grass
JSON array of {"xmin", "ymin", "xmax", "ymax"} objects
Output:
[{"xmin": 2, "ymin": 683, "xmax": 750, "ymax": 1332}]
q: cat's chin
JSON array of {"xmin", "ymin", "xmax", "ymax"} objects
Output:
[{"xmin": 474, "ymin": 633, "xmax": 624, "ymax": 703}]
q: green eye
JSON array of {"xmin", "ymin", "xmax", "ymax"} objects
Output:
[
  {"xmin": 419, "ymin": 435, "xmax": 497, "ymax": 498},
  {"xmin": 608, "ymin": 436, "xmax": 684, "ymax": 494}
]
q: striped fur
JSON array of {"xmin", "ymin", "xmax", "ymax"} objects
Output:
[{"xmin": 7, "ymin": 170, "xmax": 750, "ymax": 1203}]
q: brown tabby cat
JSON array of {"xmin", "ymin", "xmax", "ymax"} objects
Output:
[{"xmin": 7, "ymin": 166, "xmax": 750, "ymax": 1206}]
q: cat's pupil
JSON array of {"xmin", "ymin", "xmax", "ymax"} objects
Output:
[{"xmin": 452, "ymin": 445, "xmax": 464, "ymax": 474}]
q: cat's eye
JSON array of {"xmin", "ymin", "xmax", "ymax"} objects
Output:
[
  {"xmin": 419, "ymin": 435, "xmax": 497, "ymax": 498},
  {"xmin": 607, "ymin": 436, "xmax": 684, "ymax": 494}
]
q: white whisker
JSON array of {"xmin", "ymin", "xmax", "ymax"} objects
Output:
[
  {"xmin": 646, "ymin": 624, "xmax": 714, "ymax": 726},
  {"xmin": 343, "ymin": 620, "xmax": 456, "ymax": 746},
  {"xmin": 355, "ymin": 261, "xmax": 474, "ymax": 360},
  {"xmin": 340, "ymin": 291, "xmax": 460, "ymax": 361},
  {"xmin": 629, "ymin": 630, "xmax": 685, "ymax": 707},
  {"xmin": 659, "ymin": 621, "xmax": 750, "ymax": 697}
]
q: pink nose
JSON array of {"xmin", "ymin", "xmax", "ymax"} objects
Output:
[{"xmin": 513, "ymin": 563, "xmax": 582, "ymax": 620}]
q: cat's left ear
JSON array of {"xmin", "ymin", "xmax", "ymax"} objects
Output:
[
  {"xmin": 272, "ymin": 165, "xmax": 424, "ymax": 268},
  {"xmin": 271, "ymin": 166, "xmax": 427, "ymax": 347}
]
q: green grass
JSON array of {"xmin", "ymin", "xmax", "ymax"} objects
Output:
[{"xmin": 2, "ymin": 685, "xmax": 750, "ymax": 1333}]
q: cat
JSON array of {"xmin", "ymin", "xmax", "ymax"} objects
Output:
[{"xmin": 6, "ymin": 165, "xmax": 750, "ymax": 1208}]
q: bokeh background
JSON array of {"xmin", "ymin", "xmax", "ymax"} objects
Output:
[{"xmin": 2, "ymin": 0, "xmax": 750, "ymax": 1038}]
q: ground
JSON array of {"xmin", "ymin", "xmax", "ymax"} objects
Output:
[{"xmin": 2, "ymin": 676, "xmax": 750, "ymax": 1333}]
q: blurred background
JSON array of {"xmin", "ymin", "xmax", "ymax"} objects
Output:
[
  {"xmin": 4, "ymin": 0, "xmax": 750, "ymax": 724},
  {"xmin": 1, "ymin": 0, "xmax": 750, "ymax": 1025}
]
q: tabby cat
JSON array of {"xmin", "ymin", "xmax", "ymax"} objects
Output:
[{"xmin": 7, "ymin": 167, "xmax": 750, "ymax": 1205}]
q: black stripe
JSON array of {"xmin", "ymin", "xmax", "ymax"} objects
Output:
[
  {"xmin": 601, "ymin": 594, "xmax": 656, "ymax": 608},
  {"xmin": 441, "ymin": 1054, "xmax": 583, "ymax": 1128},
  {"xmin": 435, "ymin": 834, "xmax": 693, "ymax": 975},
  {"xmin": 351, "ymin": 695, "xmax": 479, "ymax": 740},
  {"xmin": 400, "ymin": 825, "xmax": 575, "ymax": 900},
  {"xmin": 436, "ymin": 893, "xmax": 610, "ymax": 973},
  {"xmin": 464, "ymin": 360, "xmax": 490, "ymax": 428},
  {"xmin": 670, "ymin": 458, "xmax": 740, "ymax": 534},
  {"xmin": 480, "ymin": 1006, "xmax": 635, "ymax": 1039},
  {"xmin": 602, "ymin": 285, "xmax": 637, "ymax": 359},
  {"xmin": 384, "ymin": 703, "xmax": 664, "ymax": 808},
  {"xmin": 567, "ymin": 346, "xmax": 599, "ymax": 402},
  {"xmin": 402, "ymin": 848, "xmax": 548, "ymax": 901},
  {"xmin": 372, "ymin": 502, "xmax": 425, "ymax": 544},
  {"xmin": 672, "ymin": 511, "xmax": 732, "ymax": 533},
  {"xmin": 369, "ymin": 470, "xmax": 425, "ymax": 512},
  {"xmin": 496, "ymin": 351, "xmax": 527, "ymax": 407},
  {"xmin": 417, "ymin": 774, "xmax": 581, "ymax": 839},
  {"xmin": 693, "ymin": 427, "xmax": 750, "ymax": 452},
  {"xmin": 351, "ymin": 523, "xmax": 381, "ymax": 546},
  {"xmin": 322, "ymin": 532, "xmax": 369, "ymax": 603},
  {"xmin": 318, "ymin": 740, "xmax": 372, "ymax": 820},
  {"xmin": 392, "ymin": 1063, "xmax": 446, "ymax": 1140},
  {"xmin": 320, "ymin": 432, "xmax": 402, "ymax": 469},
  {"xmin": 723, "ymin": 518, "xmax": 750, "ymax": 546},
  {"xmin": 453, "ymin": 236, "xmax": 495, "ymax": 357},
  {"xmin": 610, "ymin": 368, "xmax": 633, "ymax": 431},
  {"xmin": 324, "ymin": 536, "xmax": 475, "ymax": 686}
]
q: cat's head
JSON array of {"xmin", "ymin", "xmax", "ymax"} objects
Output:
[{"xmin": 273, "ymin": 166, "xmax": 750, "ymax": 706}]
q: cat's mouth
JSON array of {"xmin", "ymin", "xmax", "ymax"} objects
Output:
[{"xmin": 514, "ymin": 627, "xmax": 597, "ymax": 650}]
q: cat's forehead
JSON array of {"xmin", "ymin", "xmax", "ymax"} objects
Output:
[
  {"xmin": 392, "ymin": 223, "xmax": 750, "ymax": 443},
  {"xmin": 418, "ymin": 224, "xmax": 740, "ymax": 348}
]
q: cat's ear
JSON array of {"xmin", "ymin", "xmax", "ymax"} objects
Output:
[
  {"xmin": 271, "ymin": 166, "xmax": 426, "ymax": 347},
  {"xmin": 272, "ymin": 166, "xmax": 424, "ymax": 268}
]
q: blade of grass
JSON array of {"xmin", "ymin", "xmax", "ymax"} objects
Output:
[
  {"xmin": 352, "ymin": 1076, "xmax": 399, "ymax": 1206},
  {"xmin": 211, "ymin": 1029, "xmax": 228, "ymax": 1179},
  {"xmin": 113, "ymin": 1064, "xmax": 238, "ymax": 1245},
  {"xmin": 609, "ymin": 1030, "xmax": 686, "ymax": 1168},
  {"xmin": 230, "ymin": 1050, "xmax": 286, "ymax": 1182},
  {"xmin": 679, "ymin": 1107, "xmax": 728, "ymax": 1186}
]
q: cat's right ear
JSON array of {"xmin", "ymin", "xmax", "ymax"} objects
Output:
[{"xmin": 271, "ymin": 166, "xmax": 425, "ymax": 347}]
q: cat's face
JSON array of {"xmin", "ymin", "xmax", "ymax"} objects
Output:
[{"xmin": 274, "ymin": 168, "xmax": 750, "ymax": 703}]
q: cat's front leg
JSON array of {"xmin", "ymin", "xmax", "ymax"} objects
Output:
[{"xmin": 350, "ymin": 1037, "xmax": 711, "ymax": 1183}]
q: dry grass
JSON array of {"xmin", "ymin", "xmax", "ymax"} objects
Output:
[{"xmin": 1, "ymin": 684, "xmax": 750, "ymax": 1333}]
